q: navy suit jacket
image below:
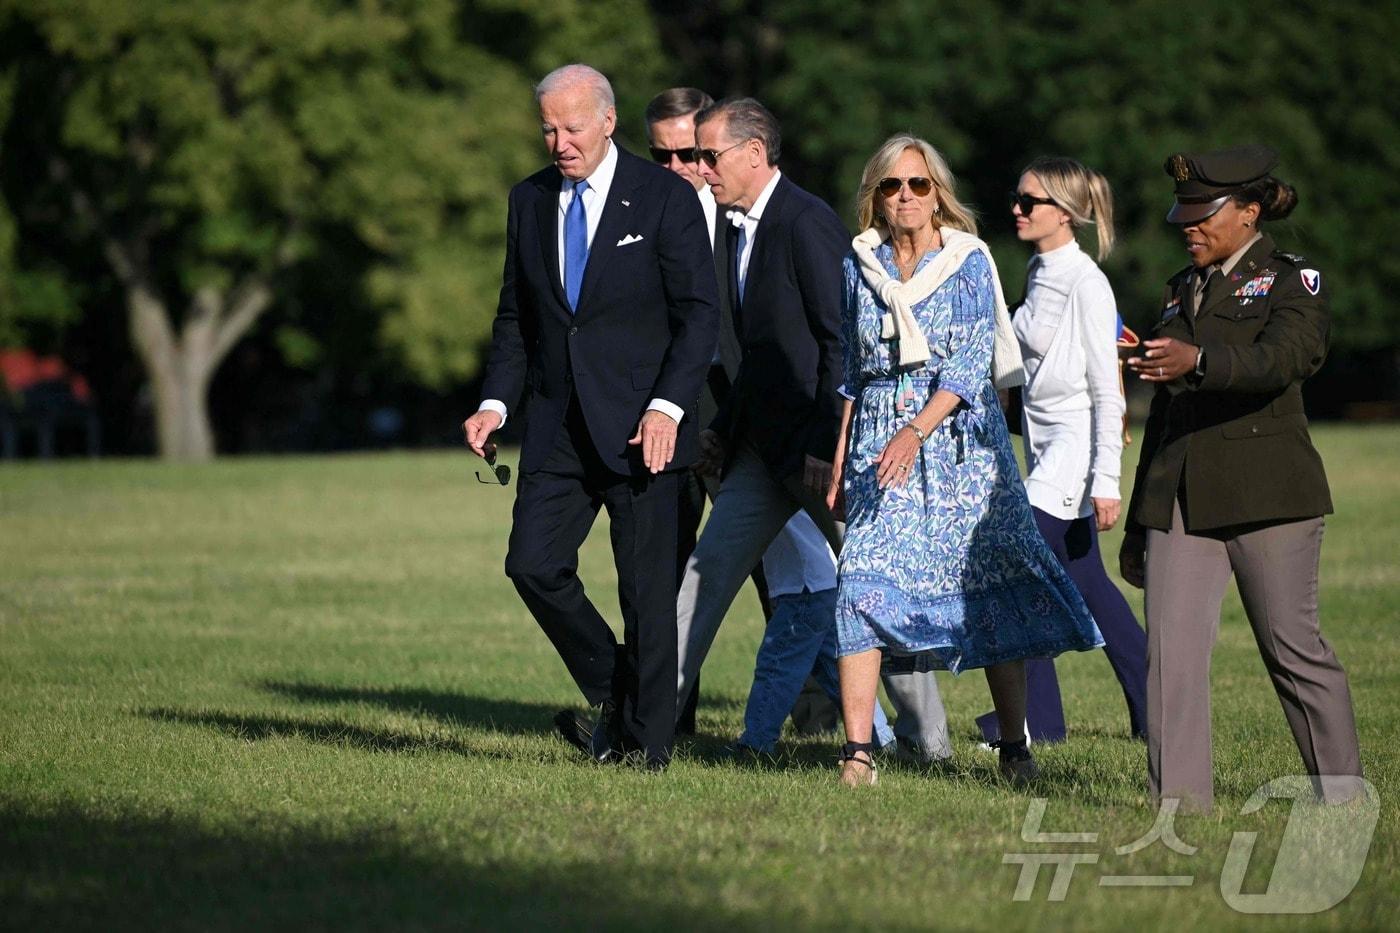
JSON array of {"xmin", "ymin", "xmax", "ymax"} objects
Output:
[
  {"xmin": 711, "ymin": 175, "xmax": 849, "ymax": 480},
  {"xmin": 480, "ymin": 145, "xmax": 721, "ymax": 475}
]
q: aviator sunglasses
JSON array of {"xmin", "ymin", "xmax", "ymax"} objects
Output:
[
  {"xmin": 693, "ymin": 139, "xmax": 750, "ymax": 169},
  {"xmin": 877, "ymin": 176, "xmax": 934, "ymax": 197},
  {"xmin": 649, "ymin": 146, "xmax": 699, "ymax": 165},
  {"xmin": 475, "ymin": 442, "xmax": 511, "ymax": 486},
  {"xmin": 1009, "ymin": 191, "xmax": 1058, "ymax": 215}
]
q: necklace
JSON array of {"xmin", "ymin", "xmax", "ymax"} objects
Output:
[{"xmin": 892, "ymin": 228, "xmax": 937, "ymax": 281}]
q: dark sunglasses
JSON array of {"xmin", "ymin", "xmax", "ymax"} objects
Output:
[
  {"xmin": 649, "ymin": 146, "xmax": 699, "ymax": 165},
  {"xmin": 475, "ymin": 442, "xmax": 511, "ymax": 486},
  {"xmin": 1009, "ymin": 191, "xmax": 1057, "ymax": 215},
  {"xmin": 877, "ymin": 176, "xmax": 934, "ymax": 197},
  {"xmin": 694, "ymin": 140, "xmax": 749, "ymax": 169}
]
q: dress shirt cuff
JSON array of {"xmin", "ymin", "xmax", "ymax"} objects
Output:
[
  {"xmin": 477, "ymin": 399, "xmax": 508, "ymax": 429},
  {"xmin": 646, "ymin": 398, "xmax": 685, "ymax": 424},
  {"xmin": 1089, "ymin": 473, "xmax": 1121, "ymax": 501}
]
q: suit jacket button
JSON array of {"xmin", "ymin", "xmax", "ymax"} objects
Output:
[
  {"xmin": 1251, "ymin": 425, "xmax": 1259, "ymax": 433},
  {"xmin": 568, "ymin": 325, "xmax": 579, "ymax": 336}
]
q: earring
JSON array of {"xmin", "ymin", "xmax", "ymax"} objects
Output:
[
  {"xmin": 934, "ymin": 204, "xmax": 941, "ymax": 214},
  {"xmin": 1243, "ymin": 221, "xmax": 1252, "ymax": 227}
]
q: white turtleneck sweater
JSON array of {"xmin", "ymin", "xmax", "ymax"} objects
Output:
[{"xmin": 1012, "ymin": 239, "xmax": 1124, "ymax": 520}]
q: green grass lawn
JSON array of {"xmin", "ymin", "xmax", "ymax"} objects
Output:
[{"xmin": 2, "ymin": 424, "xmax": 1397, "ymax": 930}]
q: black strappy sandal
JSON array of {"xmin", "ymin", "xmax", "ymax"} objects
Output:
[{"xmin": 838, "ymin": 740, "xmax": 879, "ymax": 786}]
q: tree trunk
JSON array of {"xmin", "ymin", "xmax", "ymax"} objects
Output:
[
  {"xmin": 126, "ymin": 280, "xmax": 272, "ymax": 462},
  {"xmin": 54, "ymin": 162, "xmax": 287, "ymax": 461}
]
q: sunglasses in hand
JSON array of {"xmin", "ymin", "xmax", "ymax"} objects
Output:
[{"xmin": 476, "ymin": 442, "xmax": 511, "ymax": 486}]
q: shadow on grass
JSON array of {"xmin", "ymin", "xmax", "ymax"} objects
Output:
[
  {"xmin": 141, "ymin": 708, "xmax": 504, "ymax": 760},
  {"xmin": 0, "ymin": 804, "xmax": 762, "ymax": 931},
  {"xmin": 258, "ymin": 681, "xmax": 569, "ymax": 736},
  {"xmin": 260, "ymin": 680, "xmax": 753, "ymax": 736}
]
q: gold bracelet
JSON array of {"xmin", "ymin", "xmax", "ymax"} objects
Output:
[{"xmin": 907, "ymin": 423, "xmax": 928, "ymax": 443}]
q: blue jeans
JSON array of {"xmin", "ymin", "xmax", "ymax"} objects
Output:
[{"xmin": 739, "ymin": 587, "xmax": 894, "ymax": 753}]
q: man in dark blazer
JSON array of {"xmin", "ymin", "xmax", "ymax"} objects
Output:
[
  {"xmin": 1119, "ymin": 145, "xmax": 1362, "ymax": 811},
  {"xmin": 668, "ymin": 97, "xmax": 849, "ymax": 714},
  {"xmin": 644, "ymin": 86, "xmax": 773, "ymax": 735},
  {"xmin": 463, "ymin": 64, "xmax": 719, "ymax": 770}
]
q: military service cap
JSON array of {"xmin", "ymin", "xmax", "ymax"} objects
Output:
[{"xmin": 1164, "ymin": 145, "xmax": 1278, "ymax": 224}]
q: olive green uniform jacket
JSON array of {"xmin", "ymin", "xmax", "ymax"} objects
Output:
[{"xmin": 1126, "ymin": 234, "xmax": 1333, "ymax": 534}]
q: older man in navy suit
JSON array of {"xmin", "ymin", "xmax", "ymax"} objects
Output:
[{"xmin": 463, "ymin": 64, "xmax": 719, "ymax": 770}]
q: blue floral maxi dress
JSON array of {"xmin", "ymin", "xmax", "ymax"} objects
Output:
[{"xmin": 834, "ymin": 244, "xmax": 1103, "ymax": 671}]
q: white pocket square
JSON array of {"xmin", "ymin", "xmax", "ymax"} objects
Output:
[{"xmin": 616, "ymin": 233, "xmax": 644, "ymax": 247}]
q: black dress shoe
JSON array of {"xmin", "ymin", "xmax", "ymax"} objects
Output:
[
  {"xmin": 590, "ymin": 699, "xmax": 619, "ymax": 763},
  {"xmin": 553, "ymin": 709, "xmax": 591, "ymax": 754}
]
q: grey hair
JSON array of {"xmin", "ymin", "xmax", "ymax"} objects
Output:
[
  {"xmin": 535, "ymin": 64, "xmax": 615, "ymax": 116},
  {"xmin": 694, "ymin": 97, "xmax": 781, "ymax": 166}
]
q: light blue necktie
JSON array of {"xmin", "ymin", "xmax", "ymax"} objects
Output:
[{"xmin": 564, "ymin": 179, "xmax": 590, "ymax": 312}]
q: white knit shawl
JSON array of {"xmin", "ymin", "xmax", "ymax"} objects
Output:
[{"xmin": 851, "ymin": 225, "xmax": 1025, "ymax": 389}]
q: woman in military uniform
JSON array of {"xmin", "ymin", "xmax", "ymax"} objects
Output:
[{"xmin": 1118, "ymin": 145, "xmax": 1362, "ymax": 812}]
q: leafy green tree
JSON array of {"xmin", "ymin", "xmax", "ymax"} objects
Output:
[
  {"xmin": 654, "ymin": 0, "xmax": 1400, "ymax": 352},
  {"xmin": 0, "ymin": 0, "xmax": 664, "ymax": 459}
]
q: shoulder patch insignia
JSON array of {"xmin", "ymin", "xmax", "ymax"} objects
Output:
[{"xmin": 1300, "ymin": 269, "xmax": 1321, "ymax": 295}]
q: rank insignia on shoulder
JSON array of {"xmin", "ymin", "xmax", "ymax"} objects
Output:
[
  {"xmin": 1300, "ymin": 269, "xmax": 1321, "ymax": 295},
  {"xmin": 1273, "ymin": 250, "xmax": 1306, "ymax": 264}
]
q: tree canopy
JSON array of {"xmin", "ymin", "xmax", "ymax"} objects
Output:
[{"xmin": 1, "ymin": 0, "xmax": 1396, "ymax": 456}]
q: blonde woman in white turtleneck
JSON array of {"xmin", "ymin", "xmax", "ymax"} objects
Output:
[{"xmin": 975, "ymin": 158, "xmax": 1148, "ymax": 746}]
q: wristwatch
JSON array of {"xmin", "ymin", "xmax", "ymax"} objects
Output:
[{"xmin": 907, "ymin": 423, "xmax": 928, "ymax": 443}]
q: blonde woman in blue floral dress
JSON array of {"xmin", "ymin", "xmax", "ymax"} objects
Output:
[{"xmin": 827, "ymin": 135, "xmax": 1103, "ymax": 787}]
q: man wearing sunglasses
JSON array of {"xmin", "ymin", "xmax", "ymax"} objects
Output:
[
  {"xmin": 462, "ymin": 64, "xmax": 719, "ymax": 772},
  {"xmin": 670, "ymin": 99, "xmax": 850, "ymax": 725},
  {"xmin": 645, "ymin": 86, "xmax": 768, "ymax": 737}
]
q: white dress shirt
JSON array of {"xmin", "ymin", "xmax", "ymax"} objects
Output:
[
  {"xmin": 478, "ymin": 140, "xmax": 683, "ymax": 427},
  {"xmin": 698, "ymin": 184, "xmax": 718, "ymax": 248},
  {"xmin": 1013, "ymin": 239, "xmax": 1124, "ymax": 519},
  {"xmin": 761, "ymin": 509, "xmax": 838, "ymax": 597},
  {"xmin": 732, "ymin": 170, "xmax": 782, "ymax": 301},
  {"xmin": 554, "ymin": 141, "xmax": 618, "ymax": 289}
]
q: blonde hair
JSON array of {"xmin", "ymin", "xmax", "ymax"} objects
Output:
[
  {"xmin": 1023, "ymin": 156, "xmax": 1115, "ymax": 261},
  {"xmin": 855, "ymin": 134, "xmax": 977, "ymax": 236}
]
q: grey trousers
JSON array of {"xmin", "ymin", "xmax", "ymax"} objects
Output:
[
  {"xmin": 1145, "ymin": 500, "xmax": 1362, "ymax": 811},
  {"xmin": 677, "ymin": 442, "xmax": 951, "ymax": 755}
]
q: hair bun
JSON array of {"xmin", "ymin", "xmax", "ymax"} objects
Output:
[{"xmin": 1261, "ymin": 178, "xmax": 1298, "ymax": 220}]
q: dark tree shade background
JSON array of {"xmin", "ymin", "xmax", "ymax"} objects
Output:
[{"xmin": 2, "ymin": 0, "xmax": 1397, "ymax": 457}]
